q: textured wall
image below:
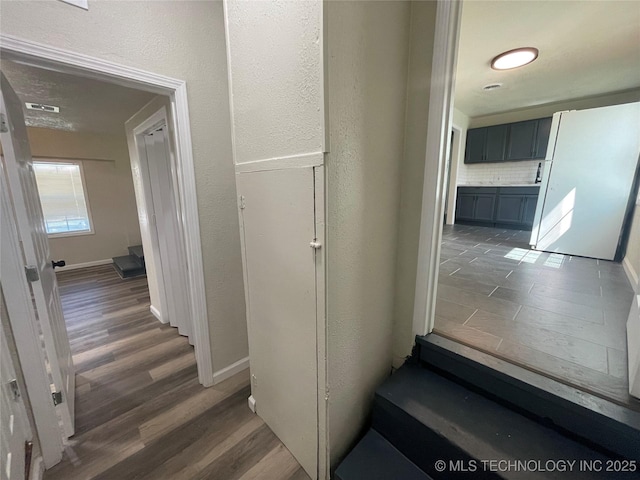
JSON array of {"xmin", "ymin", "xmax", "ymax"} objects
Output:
[
  {"xmin": 392, "ymin": 1, "xmax": 438, "ymax": 365},
  {"xmin": 1, "ymin": 0, "xmax": 248, "ymax": 373},
  {"xmin": 24, "ymin": 127, "xmax": 141, "ymax": 265},
  {"xmin": 224, "ymin": 0, "xmax": 324, "ymax": 164},
  {"xmin": 326, "ymin": 0, "xmax": 412, "ymax": 465}
]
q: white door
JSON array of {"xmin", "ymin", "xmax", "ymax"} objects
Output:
[
  {"xmin": 0, "ymin": 73, "xmax": 75, "ymax": 437},
  {"xmin": 237, "ymin": 167, "xmax": 319, "ymax": 479},
  {"xmin": 143, "ymin": 127, "xmax": 192, "ymax": 341},
  {"xmin": 1, "ymin": 311, "xmax": 32, "ymax": 480}
]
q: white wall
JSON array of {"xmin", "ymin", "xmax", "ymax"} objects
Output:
[
  {"xmin": 1, "ymin": 0, "xmax": 248, "ymax": 373},
  {"xmin": 224, "ymin": 0, "xmax": 324, "ymax": 164},
  {"xmin": 326, "ymin": 0, "xmax": 412, "ymax": 465},
  {"xmin": 392, "ymin": 1, "xmax": 438, "ymax": 365},
  {"xmin": 224, "ymin": 1, "xmax": 325, "ymax": 476},
  {"xmin": 0, "ymin": 127, "xmax": 142, "ymax": 266}
]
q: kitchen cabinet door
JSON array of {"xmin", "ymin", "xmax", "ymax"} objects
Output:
[
  {"xmin": 485, "ymin": 125, "xmax": 508, "ymax": 162},
  {"xmin": 474, "ymin": 194, "xmax": 497, "ymax": 222},
  {"xmin": 456, "ymin": 194, "xmax": 476, "ymax": 220},
  {"xmin": 495, "ymin": 194, "xmax": 524, "ymax": 224},
  {"xmin": 522, "ymin": 195, "xmax": 539, "ymax": 227},
  {"xmin": 534, "ymin": 117, "xmax": 552, "ymax": 159},
  {"xmin": 465, "ymin": 128, "xmax": 487, "ymax": 163},
  {"xmin": 507, "ymin": 120, "xmax": 538, "ymax": 161}
]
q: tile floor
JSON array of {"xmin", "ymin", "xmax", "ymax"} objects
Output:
[{"xmin": 434, "ymin": 224, "xmax": 639, "ymax": 411}]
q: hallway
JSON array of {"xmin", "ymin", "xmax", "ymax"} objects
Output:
[{"xmin": 46, "ymin": 265, "xmax": 308, "ymax": 480}]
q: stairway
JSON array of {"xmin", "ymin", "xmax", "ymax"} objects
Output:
[
  {"xmin": 112, "ymin": 245, "xmax": 146, "ymax": 279},
  {"xmin": 335, "ymin": 334, "xmax": 640, "ymax": 480}
]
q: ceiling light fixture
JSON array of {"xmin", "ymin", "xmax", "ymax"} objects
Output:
[
  {"xmin": 25, "ymin": 102, "xmax": 60, "ymax": 113},
  {"xmin": 491, "ymin": 47, "xmax": 538, "ymax": 70}
]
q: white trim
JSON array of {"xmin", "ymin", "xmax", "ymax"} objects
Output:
[
  {"xmin": 212, "ymin": 356, "xmax": 249, "ymax": 385},
  {"xmin": 314, "ymin": 165, "xmax": 328, "ymax": 480},
  {"xmin": 54, "ymin": 258, "xmax": 113, "ymax": 272},
  {"xmin": 247, "ymin": 394, "xmax": 257, "ymax": 413},
  {"xmin": 623, "ymin": 256, "xmax": 639, "ymax": 294},
  {"xmin": 412, "ymin": 0, "xmax": 462, "ymax": 337},
  {"xmin": 0, "ymin": 37, "xmax": 214, "ymax": 382},
  {"xmin": 234, "ymin": 152, "xmax": 324, "ymax": 174},
  {"xmin": 150, "ymin": 305, "xmax": 166, "ymax": 324},
  {"xmin": 58, "ymin": 0, "xmax": 88, "ymax": 10},
  {"xmin": 31, "ymin": 456, "xmax": 45, "ymax": 480}
]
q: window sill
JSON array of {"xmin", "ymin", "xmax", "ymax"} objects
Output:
[{"xmin": 47, "ymin": 230, "xmax": 95, "ymax": 239}]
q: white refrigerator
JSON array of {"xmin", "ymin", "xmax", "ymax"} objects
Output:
[{"xmin": 530, "ymin": 102, "xmax": 640, "ymax": 261}]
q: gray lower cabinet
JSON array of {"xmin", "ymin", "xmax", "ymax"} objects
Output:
[{"xmin": 456, "ymin": 186, "xmax": 539, "ymax": 230}]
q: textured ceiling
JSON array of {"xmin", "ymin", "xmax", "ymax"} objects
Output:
[
  {"xmin": 1, "ymin": 60, "xmax": 156, "ymax": 135},
  {"xmin": 455, "ymin": 1, "xmax": 640, "ymax": 118}
]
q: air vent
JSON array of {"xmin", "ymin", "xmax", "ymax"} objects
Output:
[
  {"xmin": 482, "ymin": 83, "xmax": 503, "ymax": 91},
  {"xmin": 25, "ymin": 103, "xmax": 60, "ymax": 113}
]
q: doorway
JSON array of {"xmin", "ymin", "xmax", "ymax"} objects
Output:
[
  {"xmin": 0, "ymin": 38, "xmax": 212, "ymax": 469},
  {"xmin": 414, "ymin": 0, "xmax": 640, "ymax": 411}
]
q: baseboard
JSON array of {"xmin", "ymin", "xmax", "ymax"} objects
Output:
[
  {"xmin": 55, "ymin": 258, "xmax": 113, "ymax": 272},
  {"xmin": 213, "ymin": 356, "xmax": 250, "ymax": 385},
  {"xmin": 623, "ymin": 256, "xmax": 639, "ymax": 293},
  {"xmin": 31, "ymin": 456, "xmax": 45, "ymax": 480},
  {"xmin": 149, "ymin": 305, "xmax": 167, "ymax": 324}
]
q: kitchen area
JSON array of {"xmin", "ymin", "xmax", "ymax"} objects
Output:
[{"xmin": 434, "ymin": 0, "xmax": 640, "ymax": 411}]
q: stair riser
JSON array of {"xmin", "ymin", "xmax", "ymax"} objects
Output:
[
  {"xmin": 418, "ymin": 339, "xmax": 640, "ymax": 461},
  {"xmin": 373, "ymin": 396, "xmax": 502, "ymax": 479}
]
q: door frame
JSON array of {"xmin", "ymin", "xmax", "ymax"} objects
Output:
[
  {"xmin": 131, "ymin": 106, "xmax": 193, "ymax": 340},
  {"xmin": 412, "ymin": 0, "xmax": 462, "ymax": 336},
  {"xmin": 0, "ymin": 36, "xmax": 214, "ymax": 376}
]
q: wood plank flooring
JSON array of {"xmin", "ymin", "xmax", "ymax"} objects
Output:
[
  {"xmin": 46, "ymin": 265, "xmax": 309, "ymax": 480},
  {"xmin": 434, "ymin": 224, "xmax": 640, "ymax": 411}
]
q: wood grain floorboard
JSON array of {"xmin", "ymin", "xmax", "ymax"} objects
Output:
[
  {"xmin": 434, "ymin": 224, "xmax": 640, "ymax": 411},
  {"xmin": 46, "ymin": 265, "xmax": 309, "ymax": 480}
]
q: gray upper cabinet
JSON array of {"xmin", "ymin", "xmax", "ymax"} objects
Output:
[
  {"xmin": 464, "ymin": 117, "xmax": 552, "ymax": 164},
  {"xmin": 506, "ymin": 120, "xmax": 538, "ymax": 161},
  {"xmin": 464, "ymin": 128, "xmax": 487, "ymax": 164},
  {"xmin": 534, "ymin": 117, "xmax": 552, "ymax": 159},
  {"xmin": 485, "ymin": 125, "xmax": 508, "ymax": 163}
]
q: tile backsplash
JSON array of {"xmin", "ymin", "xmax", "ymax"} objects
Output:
[{"xmin": 457, "ymin": 159, "xmax": 542, "ymax": 186}]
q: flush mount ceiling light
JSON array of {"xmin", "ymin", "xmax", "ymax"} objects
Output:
[
  {"xmin": 491, "ymin": 47, "xmax": 538, "ymax": 70},
  {"xmin": 25, "ymin": 102, "xmax": 60, "ymax": 113}
]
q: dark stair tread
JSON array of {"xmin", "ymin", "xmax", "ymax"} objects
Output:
[
  {"xmin": 335, "ymin": 430, "xmax": 431, "ymax": 480},
  {"xmin": 128, "ymin": 245, "xmax": 144, "ymax": 261},
  {"xmin": 374, "ymin": 364, "xmax": 629, "ymax": 479},
  {"xmin": 112, "ymin": 255, "xmax": 145, "ymax": 279},
  {"xmin": 416, "ymin": 334, "xmax": 640, "ymax": 461}
]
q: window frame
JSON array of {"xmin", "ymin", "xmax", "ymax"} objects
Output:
[{"xmin": 33, "ymin": 159, "xmax": 95, "ymax": 239}]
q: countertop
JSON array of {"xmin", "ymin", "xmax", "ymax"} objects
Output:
[{"xmin": 458, "ymin": 184, "xmax": 540, "ymax": 188}]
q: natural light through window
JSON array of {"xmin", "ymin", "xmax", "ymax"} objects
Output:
[{"xmin": 33, "ymin": 161, "xmax": 93, "ymax": 236}]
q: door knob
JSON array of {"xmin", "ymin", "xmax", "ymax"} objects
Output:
[{"xmin": 51, "ymin": 260, "xmax": 66, "ymax": 269}]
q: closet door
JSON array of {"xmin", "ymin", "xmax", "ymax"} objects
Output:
[{"xmin": 236, "ymin": 166, "xmax": 319, "ymax": 478}]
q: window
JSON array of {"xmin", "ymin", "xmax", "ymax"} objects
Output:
[{"xmin": 33, "ymin": 161, "xmax": 93, "ymax": 237}]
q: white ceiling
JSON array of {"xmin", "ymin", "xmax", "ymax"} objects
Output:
[
  {"xmin": 455, "ymin": 1, "xmax": 640, "ymax": 118},
  {"xmin": 1, "ymin": 60, "xmax": 156, "ymax": 135}
]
